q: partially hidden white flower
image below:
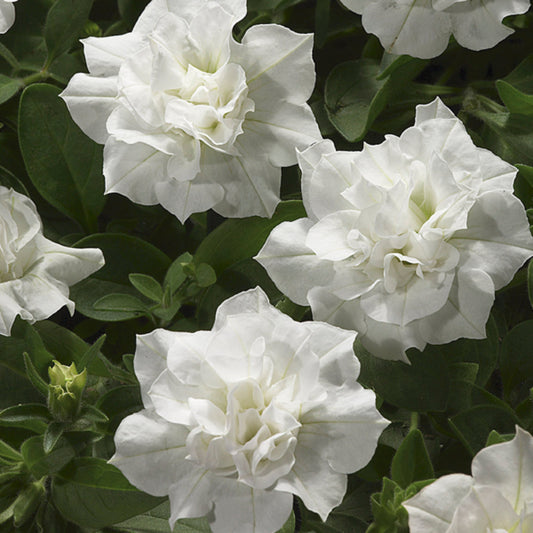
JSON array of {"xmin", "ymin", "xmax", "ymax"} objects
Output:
[
  {"xmin": 110, "ymin": 287, "xmax": 388, "ymax": 533},
  {"xmin": 256, "ymin": 98, "xmax": 533, "ymax": 362},
  {"xmin": 0, "ymin": 0, "xmax": 16, "ymax": 34},
  {"xmin": 339, "ymin": 0, "xmax": 531, "ymax": 59},
  {"xmin": 0, "ymin": 186, "xmax": 104, "ymax": 336},
  {"xmin": 404, "ymin": 426, "xmax": 533, "ymax": 533},
  {"xmin": 60, "ymin": 0, "xmax": 321, "ymax": 223}
]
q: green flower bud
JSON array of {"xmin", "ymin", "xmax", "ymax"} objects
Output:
[{"xmin": 47, "ymin": 361, "xmax": 87, "ymax": 422}]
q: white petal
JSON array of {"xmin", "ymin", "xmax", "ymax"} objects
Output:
[
  {"xmin": 134, "ymin": 0, "xmax": 246, "ymax": 33},
  {"xmin": 305, "ymin": 210, "xmax": 361, "ymax": 261},
  {"xmin": 103, "ymin": 138, "xmax": 167, "ymax": 205},
  {"xmin": 255, "ymin": 218, "xmax": 335, "ymax": 306},
  {"xmin": 308, "ymin": 289, "xmax": 420, "ymax": 362},
  {"xmin": 297, "ymin": 139, "xmax": 336, "ymax": 178},
  {"xmin": 82, "ymin": 33, "xmax": 145, "ymax": 77},
  {"xmin": 361, "ymin": 0, "xmax": 452, "ymax": 59},
  {"xmin": 33, "ymin": 236, "xmax": 104, "ymax": 287},
  {"xmin": 403, "ymin": 474, "xmax": 474, "ymax": 533},
  {"xmin": 300, "ymin": 146, "xmax": 357, "ymax": 220},
  {"xmin": 135, "ymin": 329, "xmax": 177, "ymax": 407},
  {"xmin": 275, "ymin": 438, "xmax": 347, "ymax": 520},
  {"xmin": 206, "ymin": 314, "xmax": 275, "ymax": 383},
  {"xmin": 168, "ymin": 467, "xmax": 213, "ymax": 523},
  {"xmin": 208, "ymin": 479, "xmax": 293, "ymax": 533},
  {"xmin": 60, "ymin": 74, "xmax": 118, "ymax": 144},
  {"xmin": 418, "ymin": 268, "xmax": 495, "ymax": 344},
  {"xmin": 0, "ymin": 2, "xmax": 15, "ymax": 34},
  {"xmin": 236, "ymin": 24, "xmax": 315, "ymax": 104},
  {"xmin": 242, "ymin": 101, "xmax": 321, "ymax": 168},
  {"xmin": 448, "ymin": 485, "xmax": 519, "ymax": 533},
  {"xmin": 0, "ymin": 287, "xmax": 23, "ymax": 336},
  {"xmin": 449, "ymin": 0, "xmax": 529, "ymax": 51},
  {"xmin": 451, "ymin": 192, "xmax": 533, "ymax": 290},
  {"xmin": 304, "ymin": 321, "xmax": 358, "ymax": 386},
  {"xmin": 472, "ymin": 426, "xmax": 533, "ymax": 513},
  {"xmin": 213, "ymin": 286, "xmax": 282, "ymax": 330},
  {"xmin": 300, "ymin": 383, "xmax": 388, "ymax": 474},
  {"xmin": 1, "ymin": 274, "xmax": 73, "ymax": 322},
  {"xmin": 110, "ymin": 409, "xmax": 188, "ymax": 496},
  {"xmin": 414, "ymin": 97, "xmax": 457, "ymax": 125},
  {"xmin": 202, "ymin": 149, "xmax": 281, "ymax": 219},
  {"xmin": 337, "ymin": 0, "xmax": 366, "ymax": 13},
  {"xmin": 149, "ymin": 369, "xmax": 196, "ymax": 425},
  {"xmin": 155, "ymin": 178, "xmax": 224, "ymax": 224},
  {"xmin": 360, "ymin": 270, "xmax": 454, "ymax": 327}
]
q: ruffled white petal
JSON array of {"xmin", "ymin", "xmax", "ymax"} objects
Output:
[
  {"xmin": 255, "ymin": 218, "xmax": 335, "ymax": 306},
  {"xmin": 472, "ymin": 426, "xmax": 533, "ymax": 513},
  {"xmin": 110, "ymin": 409, "xmax": 189, "ymax": 496},
  {"xmin": 0, "ymin": 0, "xmax": 15, "ymax": 34},
  {"xmin": 404, "ymin": 474, "xmax": 473, "ymax": 533}
]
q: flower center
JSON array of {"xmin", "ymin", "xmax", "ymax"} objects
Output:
[
  {"xmin": 162, "ymin": 62, "xmax": 255, "ymax": 153},
  {"xmin": 185, "ymin": 377, "xmax": 301, "ymax": 489}
]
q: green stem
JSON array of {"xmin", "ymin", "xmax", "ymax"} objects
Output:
[{"xmin": 410, "ymin": 412, "xmax": 419, "ymax": 432}]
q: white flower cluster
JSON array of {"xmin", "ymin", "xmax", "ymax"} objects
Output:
[
  {"xmin": 111, "ymin": 287, "xmax": 389, "ymax": 533},
  {"xmin": 61, "ymin": 0, "xmax": 321, "ymax": 222},
  {"xmin": 0, "ymin": 0, "xmax": 16, "ymax": 34},
  {"xmin": 257, "ymin": 99, "xmax": 533, "ymax": 361},
  {"xmin": 0, "ymin": 186, "xmax": 104, "ymax": 335},
  {"xmin": 339, "ymin": 0, "xmax": 531, "ymax": 58},
  {"xmin": 404, "ymin": 427, "xmax": 533, "ymax": 533}
]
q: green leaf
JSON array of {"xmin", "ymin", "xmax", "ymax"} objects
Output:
[
  {"xmin": 19, "ymin": 84, "xmax": 105, "ymax": 232},
  {"xmin": 96, "ymin": 385, "xmax": 142, "ymax": 433},
  {"xmin": 194, "ymin": 200, "xmax": 305, "ymax": 274},
  {"xmin": 324, "ymin": 56, "xmax": 426, "ymax": 142},
  {"xmin": 164, "ymin": 253, "xmax": 191, "ymax": 294},
  {"xmin": 390, "ymin": 430, "xmax": 434, "ymax": 489},
  {"xmin": 21, "ymin": 435, "xmax": 75, "ymax": 478},
  {"xmin": 42, "ymin": 422, "xmax": 64, "ymax": 454},
  {"xmin": 500, "ymin": 320, "xmax": 533, "ymax": 396},
  {"xmin": 44, "ymin": 0, "xmax": 94, "ymax": 62},
  {"xmin": 74, "ymin": 233, "xmax": 171, "ymax": 284},
  {"xmin": 111, "ymin": 501, "xmax": 212, "ymax": 532},
  {"xmin": 475, "ymin": 110, "xmax": 533, "ymax": 166},
  {"xmin": 325, "ymin": 59, "xmax": 388, "ymax": 142},
  {"xmin": 0, "ymin": 75, "xmax": 22, "ymax": 105},
  {"xmin": 497, "ymin": 80, "xmax": 533, "ymax": 115},
  {"xmin": 22, "ymin": 353, "xmax": 49, "ymax": 397},
  {"xmin": 129, "ymin": 273, "xmax": 164, "ymax": 302},
  {"xmin": 485, "ymin": 430, "xmax": 513, "ymax": 447},
  {"xmin": 34, "ymin": 321, "xmax": 109, "ymax": 378},
  {"xmin": 13, "ymin": 480, "xmax": 45, "ymax": 527},
  {"xmin": 52, "ymin": 458, "xmax": 164, "ymax": 528},
  {"xmin": 71, "ymin": 279, "xmax": 146, "ymax": 322},
  {"xmin": 94, "ymin": 293, "xmax": 150, "ymax": 316},
  {"xmin": 0, "ymin": 404, "xmax": 51, "ymax": 433},
  {"xmin": 194, "ymin": 264, "xmax": 217, "ymax": 288},
  {"xmin": 0, "ymin": 440, "xmax": 22, "ymax": 462},
  {"xmin": 355, "ymin": 342, "xmax": 450, "ymax": 412},
  {"xmin": 449, "ymin": 405, "xmax": 518, "ymax": 455},
  {"xmin": 78, "ymin": 334, "xmax": 107, "ymax": 371}
]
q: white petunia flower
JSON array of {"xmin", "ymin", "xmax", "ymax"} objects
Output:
[
  {"xmin": 61, "ymin": 0, "xmax": 321, "ymax": 223},
  {"xmin": 0, "ymin": 0, "xmax": 16, "ymax": 34},
  {"xmin": 256, "ymin": 98, "xmax": 533, "ymax": 362},
  {"xmin": 110, "ymin": 287, "xmax": 388, "ymax": 533},
  {"xmin": 404, "ymin": 426, "xmax": 533, "ymax": 533},
  {"xmin": 339, "ymin": 0, "xmax": 531, "ymax": 59},
  {"xmin": 0, "ymin": 186, "xmax": 104, "ymax": 336}
]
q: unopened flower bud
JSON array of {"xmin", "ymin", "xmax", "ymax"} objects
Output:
[{"xmin": 47, "ymin": 361, "xmax": 87, "ymax": 421}]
